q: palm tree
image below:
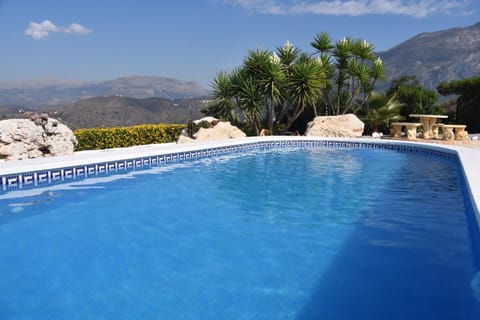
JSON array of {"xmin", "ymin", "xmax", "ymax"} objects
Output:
[
  {"xmin": 282, "ymin": 58, "xmax": 326, "ymax": 131},
  {"xmin": 260, "ymin": 53, "xmax": 285, "ymax": 131},
  {"xmin": 232, "ymin": 70, "xmax": 263, "ymax": 136},
  {"xmin": 243, "ymin": 49, "xmax": 285, "ymax": 131},
  {"xmin": 311, "ymin": 32, "xmax": 385, "ymax": 115},
  {"xmin": 204, "ymin": 34, "xmax": 385, "ymax": 135},
  {"xmin": 203, "ymin": 71, "xmax": 236, "ymax": 122},
  {"xmin": 311, "ymin": 32, "xmax": 334, "ymax": 53},
  {"xmin": 364, "ymin": 93, "xmax": 404, "ymax": 133}
]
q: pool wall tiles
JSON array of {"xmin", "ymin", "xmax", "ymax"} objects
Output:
[{"xmin": 0, "ymin": 140, "xmax": 458, "ymax": 192}]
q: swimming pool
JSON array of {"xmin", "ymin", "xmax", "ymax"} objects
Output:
[{"xmin": 0, "ymin": 138, "xmax": 479, "ymax": 319}]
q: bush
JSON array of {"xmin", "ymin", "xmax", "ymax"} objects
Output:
[
  {"xmin": 74, "ymin": 124, "xmax": 186, "ymax": 151},
  {"xmin": 186, "ymin": 119, "xmax": 215, "ymax": 138}
]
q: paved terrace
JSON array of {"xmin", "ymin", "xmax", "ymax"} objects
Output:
[{"xmin": 0, "ymin": 137, "xmax": 479, "ymax": 225}]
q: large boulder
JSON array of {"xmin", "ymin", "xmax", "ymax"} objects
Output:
[
  {"xmin": 177, "ymin": 116, "xmax": 246, "ymax": 143},
  {"xmin": 305, "ymin": 114, "xmax": 364, "ymax": 138},
  {"xmin": 0, "ymin": 114, "xmax": 77, "ymax": 160}
]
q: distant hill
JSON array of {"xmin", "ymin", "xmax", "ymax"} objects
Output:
[
  {"xmin": 0, "ymin": 76, "xmax": 210, "ymax": 107},
  {"xmin": 379, "ymin": 22, "xmax": 480, "ymax": 89},
  {"xmin": 0, "ymin": 105, "xmax": 35, "ymax": 120},
  {"xmin": 42, "ymin": 96, "xmax": 207, "ymax": 130},
  {"xmin": 2, "ymin": 23, "xmax": 479, "ymax": 130}
]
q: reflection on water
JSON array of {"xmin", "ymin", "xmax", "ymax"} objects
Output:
[{"xmin": 473, "ymin": 271, "xmax": 480, "ymax": 302}]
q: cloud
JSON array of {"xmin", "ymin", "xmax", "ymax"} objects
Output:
[
  {"xmin": 222, "ymin": 0, "xmax": 473, "ymax": 17},
  {"xmin": 222, "ymin": 0, "xmax": 284, "ymax": 14},
  {"xmin": 64, "ymin": 23, "xmax": 93, "ymax": 35},
  {"xmin": 25, "ymin": 20, "xmax": 93, "ymax": 40},
  {"xmin": 24, "ymin": 20, "xmax": 60, "ymax": 40}
]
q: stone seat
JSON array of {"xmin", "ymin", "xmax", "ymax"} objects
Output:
[
  {"xmin": 431, "ymin": 123, "xmax": 444, "ymax": 139},
  {"xmin": 441, "ymin": 124, "xmax": 468, "ymax": 141},
  {"xmin": 391, "ymin": 122, "xmax": 422, "ymax": 140}
]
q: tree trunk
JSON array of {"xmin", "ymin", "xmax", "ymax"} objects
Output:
[
  {"xmin": 283, "ymin": 104, "xmax": 305, "ymax": 132},
  {"xmin": 268, "ymin": 100, "xmax": 274, "ymax": 131}
]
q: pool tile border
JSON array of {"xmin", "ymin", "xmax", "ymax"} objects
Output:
[{"xmin": 0, "ymin": 139, "xmax": 458, "ymax": 192}]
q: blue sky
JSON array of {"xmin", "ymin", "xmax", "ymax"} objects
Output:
[{"xmin": 1, "ymin": 0, "xmax": 478, "ymax": 88}]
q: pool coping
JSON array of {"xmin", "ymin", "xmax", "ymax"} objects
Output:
[{"xmin": 1, "ymin": 136, "xmax": 479, "ymax": 226}]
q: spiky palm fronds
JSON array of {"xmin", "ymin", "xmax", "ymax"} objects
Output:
[
  {"xmin": 203, "ymin": 71, "xmax": 236, "ymax": 122},
  {"xmin": 284, "ymin": 59, "xmax": 326, "ymax": 128},
  {"xmin": 364, "ymin": 93, "xmax": 404, "ymax": 133}
]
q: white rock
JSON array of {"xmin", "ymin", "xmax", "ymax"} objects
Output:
[
  {"xmin": 177, "ymin": 117, "xmax": 246, "ymax": 143},
  {"xmin": 0, "ymin": 117, "xmax": 77, "ymax": 160},
  {"xmin": 305, "ymin": 114, "xmax": 365, "ymax": 138}
]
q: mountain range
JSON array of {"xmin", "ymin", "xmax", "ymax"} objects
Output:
[
  {"xmin": 0, "ymin": 96, "xmax": 207, "ymax": 130},
  {"xmin": 0, "ymin": 76, "xmax": 210, "ymax": 107},
  {"xmin": 379, "ymin": 22, "xmax": 480, "ymax": 89},
  {"xmin": 0, "ymin": 22, "xmax": 479, "ymax": 129}
]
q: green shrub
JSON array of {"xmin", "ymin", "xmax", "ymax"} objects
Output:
[
  {"xmin": 74, "ymin": 124, "xmax": 186, "ymax": 151},
  {"xmin": 186, "ymin": 119, "xmax": 215, "ymax": 138},
  {"xmin": 198, "ymin": 120, "xmax": 212, "ymax": 129}
]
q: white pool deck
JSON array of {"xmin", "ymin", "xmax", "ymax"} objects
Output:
[{"xmin": 1, "ymin": 136, "xmax": 479, "ymax": 223}]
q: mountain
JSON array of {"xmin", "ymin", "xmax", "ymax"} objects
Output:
[
  {"xmin": 379, "ymin": 22, "xmax": 480, "ymax": 89},
  {"xmin": 0, "ymin": 76, "xmax": 210, "ymax": 107},
  {"xmin": 0, "ymin": 105, "xmax": 36, "ymax": 120},
  {"xmin": 42, "ymin": 96, "xmax": 207, "ymax": 130}
]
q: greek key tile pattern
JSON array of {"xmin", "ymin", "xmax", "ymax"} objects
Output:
[{"xmin": 0, "ymin": 140, "xmax": 458, "ymax": 192}]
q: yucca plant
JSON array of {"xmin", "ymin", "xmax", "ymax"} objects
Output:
[
  {"xmin": 282, "ymin": 58, "xmax": 326, "ymax": 130},
  {"xmin": 235, "ymin": 75, "xmax": 263, "ymax": 136},
  {"xmin": 204, "ymin": 33, "xmax": 385, "ymax": 135},
  {"xmin": 311, "ymin": 33, "xmax": 385, "ymax": 115},
  {"xmin": 202, "ymin": 71, "xmax": 237, "ymax": 122}
]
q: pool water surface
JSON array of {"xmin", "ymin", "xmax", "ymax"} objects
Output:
[{"xmin": 0, "ymin": 147, "xmax": 479, "ymax": 319}]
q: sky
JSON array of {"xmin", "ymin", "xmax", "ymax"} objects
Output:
[{"xmin": 1, "ymin": 0, "xmax": 479, "ymax": 88}]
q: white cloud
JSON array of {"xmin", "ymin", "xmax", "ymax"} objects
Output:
[
  {"xmin": 25, "ymin": 20, "xmax": 93, "ymax": 40},
  {"xmin": 222, "ymin": 0, "xmax": 473, "ymax": 17},
  {"xmin": 64, "ymin": 23, "xmax": 93, "ymax": 35},
  {"xmin": 224, "ymin": 0, "xmax": 284, "ymax": 14},
  {"xmin": 24, "ymin": 20, "xmax": 60, "ymax": 40}
]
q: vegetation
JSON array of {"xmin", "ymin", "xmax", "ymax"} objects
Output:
[
  {"xmin": 45, "ymin": 96, "xmax": 205, "ymax": 130},
  {"xmin": 204, "ymin": 33, "xmax": 385, "ymax": 135},
  {"xmin": 74, "ymin": 124, "xmax": 185, "ymax": 151},
  {"xmin": 311, "ymin": 34, "xmax": 385, "ymax": 115},
  {"xmin": 361, "ymin": 93, "xmax": 404, "ymax": 134},
  {"xmin": 186, "ymin": 119, "xmax": 216, "ymax": 138},
  {"xmin": 385, "ymin": 76, "xmax": 442, "ymax": 119},
  {"xmin": 437, "ymin": 77, "xmax": 480, "ymax": 132}
]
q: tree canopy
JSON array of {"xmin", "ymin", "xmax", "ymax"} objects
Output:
[
  {"xmin": 385, "ymin": 76, "xmax": 441, "ymax": 119},
  {"xmin": 437, "ymin": 77, "xmax": 480, "ymax": 132},
  {"xmin": 203, "ymin": 33, "xmax": 385, "ymax": 135}
]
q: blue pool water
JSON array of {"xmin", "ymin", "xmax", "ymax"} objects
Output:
[{"xmin": 0, "ymin": 147, "xmax": 479, "ymax": 319}]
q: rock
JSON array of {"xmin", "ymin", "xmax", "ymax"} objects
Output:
[
  {"xmin": 0, "ymin": 115, "xmax": 77, "ymax": 160},
  {"xmin": 305, "ymin": 114, "xmax": 364, "ymax": 138},
  {"xmin": 177, "ymin": 117, "xmax": 246, "ymax": 143}
]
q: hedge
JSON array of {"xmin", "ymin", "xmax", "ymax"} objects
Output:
[{"xmin": 74, "ymin": 124, "xmax": 186, "ymax": 151}]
